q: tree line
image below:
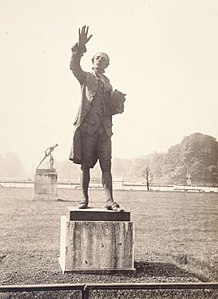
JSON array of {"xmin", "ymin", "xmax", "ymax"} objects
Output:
[
  {"xmin": 0, "ymin": 152, "xmax": 25, "ymax": 177},
  {"xmin": 55, "ymin": 132, "xmax": 218, "ymax": 186},
  {"xmin": 1, "ymin": 132, "xmax": 218, "ymax": 186}
]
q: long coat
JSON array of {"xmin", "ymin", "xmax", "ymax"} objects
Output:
[{"xmin": 69, "ymin": 43, "xmax": 113, "ymax": 166}]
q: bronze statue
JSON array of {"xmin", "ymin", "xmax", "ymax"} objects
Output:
[{"xmin": 69, "ymin": 26, "xmax": 126, "ymax": 212}]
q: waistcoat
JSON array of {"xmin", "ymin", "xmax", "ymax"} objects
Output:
[{"xmin": 80, "ymin": 75, "xmax": 113, "ymax": 137}]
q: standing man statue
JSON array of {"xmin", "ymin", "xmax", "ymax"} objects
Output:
[{"xmin": 69, "ymin": 26, "xmax": 126, "ymax": 212}]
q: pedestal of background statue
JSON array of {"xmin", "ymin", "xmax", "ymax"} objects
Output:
[
  {"xmin": 33, "ymin": 168, "xmax": 58, "ymax": 200},
  {"xmin": 59, "ymin": 208, "xmax": 135, "ymax": 273}
]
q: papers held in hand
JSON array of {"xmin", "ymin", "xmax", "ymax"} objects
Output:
[{"xmin": 111, "ymin": 89, "xmax": 126, "ymax": 115}]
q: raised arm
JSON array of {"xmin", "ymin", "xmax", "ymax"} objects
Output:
[{"xmin": 70, "ymin": 26, "xmax": 93, "ymax": 84}]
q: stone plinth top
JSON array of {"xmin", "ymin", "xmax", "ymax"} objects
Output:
[
  {"xmin": 66, "ymin": 207, "xmax": 130, "ymax": 222},
  {"xmin": 35, "ymin": 168, "xmax": 56, "ymax": 174}
]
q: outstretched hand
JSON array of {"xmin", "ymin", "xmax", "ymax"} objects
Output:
[{"xmin": 78, "ymin": 25, "xmax": 93, "ymax": 47}]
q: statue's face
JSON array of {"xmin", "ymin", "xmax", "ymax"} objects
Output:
[{"xmin": 92, "ymin": 53, "xmax": 109, "ymax": 71}]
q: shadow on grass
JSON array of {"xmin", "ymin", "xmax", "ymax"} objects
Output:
[
  {"xmin": 133, "ymin": 260, "xmax": 204, "ymax": 281},
  {"xmin": 57, "ymin": 198, "xmax": 73, "ymax": 202}
]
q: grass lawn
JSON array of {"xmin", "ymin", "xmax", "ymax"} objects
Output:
[{"xmin": 0, "ymin": 187, "xmax": 218, "ymax": 297}]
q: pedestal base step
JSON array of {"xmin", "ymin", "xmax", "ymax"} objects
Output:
[{"xmin": 66, "ymin": 207, "xmax": 130, "ymax": 221}]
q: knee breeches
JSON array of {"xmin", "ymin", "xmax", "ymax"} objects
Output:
[{"xmin": 80, "ymin": 125, "xmax": 112, "ymax": 172}]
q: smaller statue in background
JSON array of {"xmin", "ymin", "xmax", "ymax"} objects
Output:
[{"xmin": 37, "ymin": 143, "xmax": 58, "ymax": 170}]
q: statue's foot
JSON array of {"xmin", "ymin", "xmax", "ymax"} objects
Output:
[
  {"xmin": 78, "ymin": 201, "xmax": 88, "ymax": 209},
  {"xmin": 105, "ymin": 202, "xmax": 124, "ymax": 212}
]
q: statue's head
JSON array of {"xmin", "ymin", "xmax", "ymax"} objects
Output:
[{"xmin": 91, "ymin": 52, "xmax": 110, "ymax": 72}]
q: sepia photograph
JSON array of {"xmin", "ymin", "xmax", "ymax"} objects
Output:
[{"xmin": 0, "ymin": 0, "xmax": 218, "ymax": 298}]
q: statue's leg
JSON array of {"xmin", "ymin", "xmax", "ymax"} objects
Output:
[
  {"xmin": 98, "ymin": 133, "xmax": 124, "ymax": 212},
  {"xmin": 79, "ymin": 129, "xmax": 94, "ymax": 209},
  {"xmin": 102, "ymin": 170, "xmax": 113, "ymax": 205},
  {"xmin": 79, "ymin": 166, "xmax": 90, "ymax": 209}
]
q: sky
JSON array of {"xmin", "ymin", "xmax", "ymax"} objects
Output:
[{"xmin": 1, "ymin": 0, "xmax": 218, "ymax": 175}]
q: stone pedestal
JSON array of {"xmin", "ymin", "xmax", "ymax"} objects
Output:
[
  {"xmin": 59, "ymin": 208, "xmax": 135, "ymax": 273},
  {"xmin": 33, "ymin": 168, "xmax": 58, "ymax": 200}
]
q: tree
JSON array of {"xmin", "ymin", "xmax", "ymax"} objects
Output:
[
  {"xmin": 1, "ymin": 152, "xmax": 25, "ymax": 177},
  {"xmin": 142, "ymin": 165, "xmax": 154, "ymax": 191},
  {"xmin": 162, "ymin": 133, "xmax": 218, "ymax": 184}
]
